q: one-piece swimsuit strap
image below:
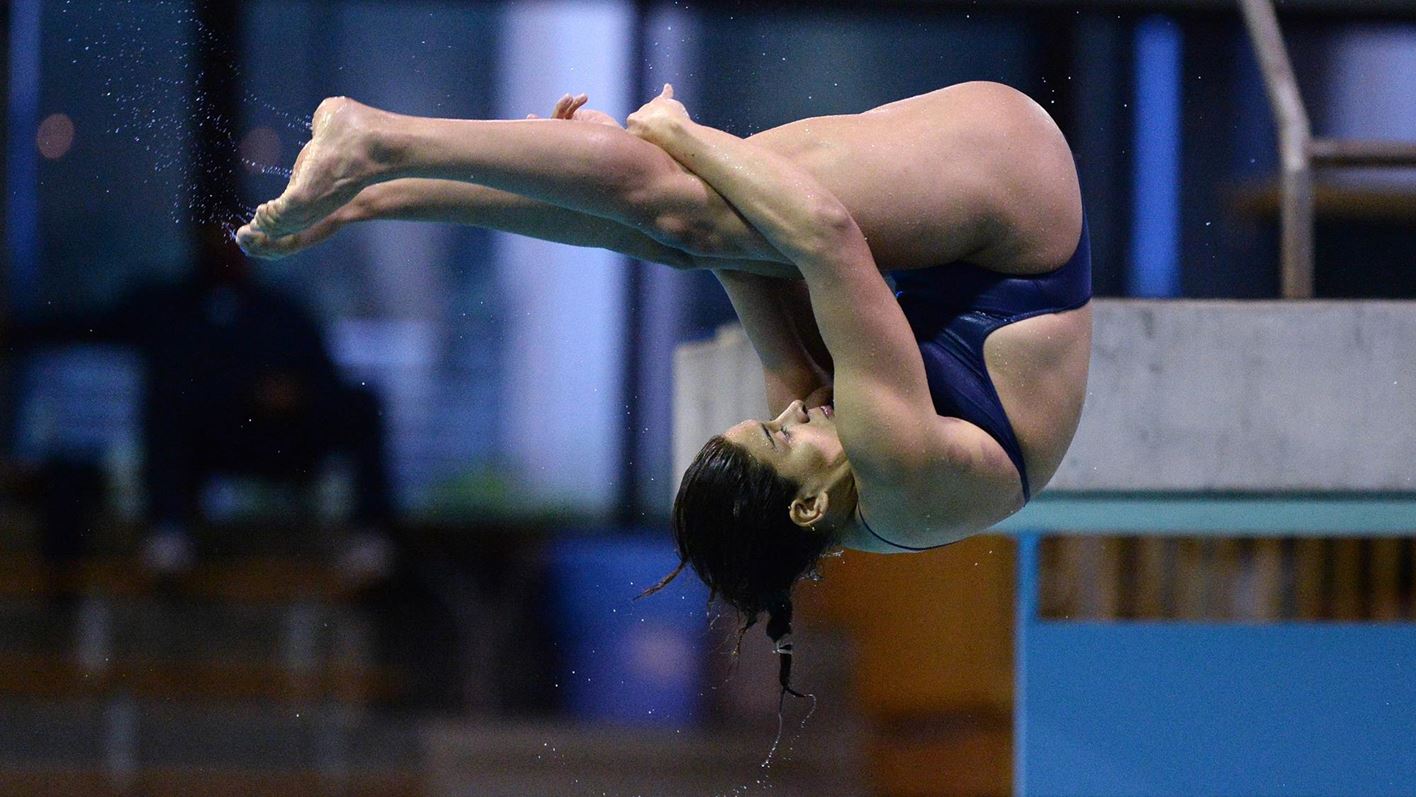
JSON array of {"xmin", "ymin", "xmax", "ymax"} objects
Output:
[{"xmin": 856, "ymin": 503, "xmax": 956, "ymax": 552}]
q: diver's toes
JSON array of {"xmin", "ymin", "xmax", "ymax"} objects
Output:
[
  {"xmin": 235, "ymin": 225, "xmax": 259, "ymax": 252},
  {"xmin": 254, "ymin": 200, "xmax": 281, "ymax": 233},
  {"xmin": 237, "ymin": 228, "xmax": 274, "ymax": 258}
]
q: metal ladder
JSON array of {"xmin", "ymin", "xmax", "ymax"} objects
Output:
[{"xmin": 1238, "ymin": 0, "xmax": 1416, "ymax": 298}]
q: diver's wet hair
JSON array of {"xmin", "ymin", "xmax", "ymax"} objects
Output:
[{"xmin": 641, "ymin": 435, "xmax": 832, "ymax": 701}]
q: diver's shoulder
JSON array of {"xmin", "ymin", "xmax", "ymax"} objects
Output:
[{"xmin": 844, "ymin": 418, "xmax": 1020, "ymax": 551}]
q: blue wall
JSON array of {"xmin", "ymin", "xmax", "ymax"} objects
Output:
[{"xmin": 1017, "ymin": 535, "xmax": 1416, "ymax": 797}]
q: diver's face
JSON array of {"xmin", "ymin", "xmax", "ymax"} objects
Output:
[{"xmin": 723, "ymin": 400, "xmax": 845, "ymax": 488}]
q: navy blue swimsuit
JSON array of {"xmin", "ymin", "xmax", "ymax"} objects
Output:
[{"xmin": 861, "ymin": 218, "xmax": 1092, "ymax": 551}]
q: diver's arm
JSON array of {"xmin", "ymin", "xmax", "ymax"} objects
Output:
[
  {"xmin": 629, "ymin": 87, "xmax": 941, "ymax": 472},
  {"xmin": 715, "ymin": 269, "xmax": 832, "ymax": 414}
]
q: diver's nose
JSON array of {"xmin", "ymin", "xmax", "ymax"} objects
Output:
[
  {"xmin": 774, "ymin": 399, "xmax": 809, "ymax": 428},
  {"xmin": 773, "ymin": 401, "xmax": 801, "ymax": 425}
]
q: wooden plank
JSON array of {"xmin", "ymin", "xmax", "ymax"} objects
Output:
[
  {"xmin": 0, "ymin": 770, "xmax": 111, "ymax": 797},
  {"xmin": 1369, "ymin": 538, "xmax": 1404, "ymax": 621},
  {"xmin": 1294, "ymin": 538, "xmax": 1327, "ymax": 619},
  {"xmin": 1135, "ymin": 538, "xmax": 1171, "ymax": 619},
  {"xmin": 1175, "ymin": 539, "xmax": 1208, "ymax": 620},
  {"xmin": 1042, "ymin": 537, "xmax": 1078, "ymax": 619},
  {"xmin": 0, "ymin": 767, "xmax": 423, "ymax": 797},
  {"xmin": 425, "ymin": 721, "xmax": 862, "ymax": 796},
  {"xmin": 0, "ymin": 653, "xmax": 396, "ymax": 704},
  {"xmin": 1331, "ymin": 539, "xmax": 1364, "ymax": 620},
  {"xmin": 140, "ymin": 768, "xmax": 424, "ymax": 797},
  {"xmin": 0, "ymin": 556, "xmax": 357, "ymax": 602},
  {"xmin": 1113, "ymin": 539, "xmax": 1137, "ymax": 619},
  {"xmin": 1098, "ymin": 538, "xmax": 1123, "ymax": 620},
  {"xmin": 1210, "ymin": 539, "xmax": 1241, "ymax": 619},
  {"xmin": 1247, "ymin": 539, "xmax": 1285, "ymax": 620},
  {"xmin": 1059, "ymin": 538, "xmax": 1122, "ymax": 620}
]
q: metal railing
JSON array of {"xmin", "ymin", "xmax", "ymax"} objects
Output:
[{"xmin": 1238, "ymin": 0, "xmax": 1416, "ymax": 298}]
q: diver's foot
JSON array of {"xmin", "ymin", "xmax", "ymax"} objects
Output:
[
  {"xmin": 237, "ymin": 207, "xmax": 347, "ymax": 259},
  {"xmin": 250, "ymin": 97, "xmax": 391, "ymax": 238}
]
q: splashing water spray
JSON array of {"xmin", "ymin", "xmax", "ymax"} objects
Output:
[{"xmin": 63, "ymin": 0, "xmax": 315, "ymax": 236}]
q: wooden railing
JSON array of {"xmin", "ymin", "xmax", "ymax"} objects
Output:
[
  {"xmin": 1041, "ymin": 536, "xmax": 1416, "ymax": 622},
  {"xmin": 1238, "ymin": 0, "xmax": 1416, "ymax": 298}
]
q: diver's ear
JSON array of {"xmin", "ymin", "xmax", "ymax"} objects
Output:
[{"xmin": 789, "ymin": 491, "xmax": 829, "ymax": 529}]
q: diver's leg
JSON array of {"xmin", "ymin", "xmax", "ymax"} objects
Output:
[
  {"xmin": 245, "ymin": 97, "xmax": 776, "ymax": 261},
  {"xmin": 241, "ymin": 177, "xmax": 699, "ymax": 269}
]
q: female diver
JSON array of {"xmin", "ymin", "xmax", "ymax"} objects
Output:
[{"xmin": 238, "ymin": 82, "xmax": 1092, "ymax": 697}]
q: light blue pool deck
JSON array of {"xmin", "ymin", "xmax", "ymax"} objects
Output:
[{"xmin": 1001, "ymin": 494, "xmax": 1416, "ymax": 797}]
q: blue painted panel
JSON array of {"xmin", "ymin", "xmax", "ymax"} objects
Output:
[
  {"xmin": 1129, "ymin": 15, "xmax": 1183, "ymax": 298},
  {"xmin": 1015, "ymin": 535, "xmax": 1042, "ymax": 797},
  {"xmin": 1022, "ymin": 623, "xmax": 1416, "ymax": 796}
]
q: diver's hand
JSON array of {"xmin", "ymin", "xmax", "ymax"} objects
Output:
[
  {"xmin": 529, "ymin": 92, "xmax": 622, "ymax": 128},
  {"xmin": 803, "ymin": 384, "xmax": 835, "ymax": 412},
  {"xmin": 626, "ymin": 84, "xmax": 691, "ymax": 148}
]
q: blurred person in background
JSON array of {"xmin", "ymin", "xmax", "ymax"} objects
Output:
[{"xmin": 5, "ymin": 225, "xmax": 395, "ymax": 580}]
